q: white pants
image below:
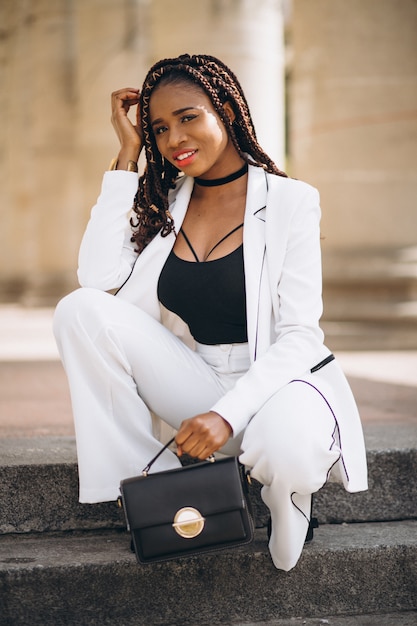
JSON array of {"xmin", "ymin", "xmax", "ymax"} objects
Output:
[{"xmin": 53, "ymin": 288, "xmax": 340, "ymax": 571}]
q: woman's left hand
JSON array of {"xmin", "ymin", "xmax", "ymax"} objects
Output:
[{"xmin": 175, "ymin": 411, "xmax": 233, "ymax": 459}]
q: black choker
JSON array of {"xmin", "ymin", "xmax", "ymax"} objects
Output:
[{"xmin": 194, "ymin": 163, "xmax": 248, "ymax": 187}]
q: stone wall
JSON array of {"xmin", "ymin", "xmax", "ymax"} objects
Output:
[
  {"xmin": 290, "ymin": 0, "xmax": 417, "ymax": 251},
  {"xmin": 289, "ymin": 0, "xmax": 417, "ymax": 348}
]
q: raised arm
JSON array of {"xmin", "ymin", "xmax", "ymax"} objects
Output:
[{"xmin": 77, "ymin": 89, "xmax": 144, "ymax": 290}]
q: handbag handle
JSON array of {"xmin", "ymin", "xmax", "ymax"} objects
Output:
[{"xmin": 142, "ymin": 437, "xmax": 215, "ymax": 477}]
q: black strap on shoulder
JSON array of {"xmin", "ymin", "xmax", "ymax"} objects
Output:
[{"xmin": 180, "ymin": 223, "xmax": 244, "ymax": 262}]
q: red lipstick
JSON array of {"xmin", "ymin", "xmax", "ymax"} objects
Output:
[{"xmin": 173, "ymin": 149, "xmax": 197, "ymax": 168}]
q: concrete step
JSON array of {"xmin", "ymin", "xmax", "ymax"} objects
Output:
[
  {"xmin": 1, "ymin": 521, "xmax": 416, "ymax": 625},
  {"xmin": 1, "ymin": 422, "xmax": 416, "ymax": 534}
]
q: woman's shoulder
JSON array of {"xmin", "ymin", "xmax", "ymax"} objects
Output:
[
  {"xmin": 265, "ymin": 170, "xmax": 319, "ymax": 199},
  {"xmin": 262, "ymin": 170, "xmax": 321, "ymax": 227}
]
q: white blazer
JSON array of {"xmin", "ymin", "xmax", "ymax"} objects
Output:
[{"xmin": 78, "ymin": 165, "xmax": 368, "ymax": 493}]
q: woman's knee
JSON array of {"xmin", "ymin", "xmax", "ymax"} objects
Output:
[
  {"xmin": 240, "ymin": 381, "xmax": 340, "ymax": 490},
  {"xmin": 242, "ymin": 431, "xmax": 338, "ymax": 494},
  {"xmin": 53, "ymin": 288, "xmax": 110, "ymax": 338}
]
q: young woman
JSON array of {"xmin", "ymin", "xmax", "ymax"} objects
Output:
[{"xmin": 53, "ymin": 53, "xmax": 368, "ymax": 571}]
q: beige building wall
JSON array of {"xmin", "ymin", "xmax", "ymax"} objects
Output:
[
  {"xmin": 2, "ymin": 0, "xmax": 416, "ymax": 347},
  {"xmin": 0, "ymin": 0, "xmax": 151, "ymax": 303},
  {"xmin": 290, "ymin": 0, "xmax": 417, "ymax": 251},
  {"xmin": 289, "ymin": 0, "xmax": 417, "ymax": 348},
  {"xmin": 0, "ymin": 0, "xmax": 285, "ymax": 304}
]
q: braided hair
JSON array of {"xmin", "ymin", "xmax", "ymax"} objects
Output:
[{"xmin": 131, "ymin": 53, "xmax": 287, "ymax": 253}]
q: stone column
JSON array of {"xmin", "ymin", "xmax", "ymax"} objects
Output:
[
  {"xmin": 149, "ymin": 0, "xmax": 286, "ymax": 168},
  {"xmin": 289, "ymin": 0, "xmax": 417, "ymax": 348}
]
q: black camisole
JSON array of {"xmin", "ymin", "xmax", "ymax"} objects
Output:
[{"xmin": 157, "ymin": 226, "xmax": 248, "ymax": 345}]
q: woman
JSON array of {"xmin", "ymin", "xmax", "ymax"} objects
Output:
[{"xmin": 53, "ymin": 53, "xmax": 368, "ymax": 571}]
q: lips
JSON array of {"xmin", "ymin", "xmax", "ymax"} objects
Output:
[{"xmin": 173, "ymin": 149, "xmax": 197, "ymax": 167}]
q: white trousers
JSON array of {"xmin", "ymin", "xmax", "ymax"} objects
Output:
[{"xmin": 53, "ymin": 287, "xmax": 340, "ymax": 571}]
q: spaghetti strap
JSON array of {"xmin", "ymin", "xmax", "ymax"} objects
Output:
[
  {"xmin": 179, "ymin": 228, "xmax": 200, "ymax": 262},
  {"xmin": 180, "ymin": 223, "xmax": 244, "ymax": 262},
  {"xmin": 205, "ymin": 223, "xmax": 244, "ymax": 260}
]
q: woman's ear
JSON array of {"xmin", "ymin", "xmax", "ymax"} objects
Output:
[{"xmin": 222, "ymin": 101, "xmax": 236, "ymax": 124}]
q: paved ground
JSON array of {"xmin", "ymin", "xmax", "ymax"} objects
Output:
[{"xmin": 0, "ymin": 304, "xmax": 416, "ymax": 438}]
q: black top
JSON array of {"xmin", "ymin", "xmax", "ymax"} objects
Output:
[{"xmin": 157, "ymin": 244, "xmax": 248, "ymax": 345}]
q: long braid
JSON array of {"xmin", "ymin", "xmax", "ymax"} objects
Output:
[{"xmin": 131, "ymin": 54, "xmax": 287, "ymax": 253}]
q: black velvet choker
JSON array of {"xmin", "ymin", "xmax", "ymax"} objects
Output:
[{"xmin": 194, "ymin": 163, "xmax": 248, "ymax": 187}]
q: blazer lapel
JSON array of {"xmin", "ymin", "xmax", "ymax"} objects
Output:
[
  {"xmin": 168, "ymin": 175, "xmax": 195, "ymax": 229},
  {"xmin": 243, "ymin": 166, "xmax": 268, "ymax": 361}
]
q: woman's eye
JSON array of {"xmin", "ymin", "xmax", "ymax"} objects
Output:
[
  {"xmin": 181, "ymin": 114, "xmax": 197, "ymax": 123},
  {"xmin": 154, "ymin": 114, "xmax": 196, "ymax": 136}
]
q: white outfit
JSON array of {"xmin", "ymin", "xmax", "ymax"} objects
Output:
[{"xmin": 53, "ymin": 164, "xmax": 368, "ymax": 571}]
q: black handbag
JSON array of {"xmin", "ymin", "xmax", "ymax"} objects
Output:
[{"xmin": 118, "ymin": 437, "xmax": 254, "ymax": 564}]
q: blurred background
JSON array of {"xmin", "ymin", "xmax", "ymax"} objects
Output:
[{"xmin": 0, "ymin": 0, "xmax": 416, "ymax": 351}]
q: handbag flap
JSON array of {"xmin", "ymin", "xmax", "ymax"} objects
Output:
[{"xmin": 120, "ymin": 456, "xmax": 247, "ymax": 530}]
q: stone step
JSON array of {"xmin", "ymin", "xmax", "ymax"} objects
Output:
[
  {"xmin": 321, "ymin": 247, "xmax": 417, "ymax": 349},
  {"xmin": 228, "ymin": 615, "xmax": 417, "ymax": 626},
  {"xmin": 322, "ymin": 320, "xmax": 417, "ymax": 351},
  {"xmin": 1, "ymin": 427, "xmax": 416, "ymax": 535},
  {"xmin": 1, "ymin": 521, "xmax": 416, "ymax": 625}
]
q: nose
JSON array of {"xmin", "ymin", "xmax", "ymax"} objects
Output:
[{"xmin": 166, "ymin": 124, "xmax": 186, "ymax": 149}]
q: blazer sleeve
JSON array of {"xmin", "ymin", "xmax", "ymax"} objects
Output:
[
  {"xmin": 211, "ymin": 183, "xmax": 329, "ymax": 435},
  {"xmin": 77, "ymin": 171, "xmax": 139, "ymax": 290}
]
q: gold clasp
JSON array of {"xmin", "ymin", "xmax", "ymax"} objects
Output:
[{"xmin": 172, "ymin": 507, "xmax": 205, "ymax": 538}]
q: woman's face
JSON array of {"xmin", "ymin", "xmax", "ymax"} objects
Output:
[{"xmin": 149, "ymin": 80, "xmax": 241, "ymax": 179}]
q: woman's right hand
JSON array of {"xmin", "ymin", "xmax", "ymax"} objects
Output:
[{"xmin": 111, "ymin": 88, "xmax": 143, "ymax": 168}]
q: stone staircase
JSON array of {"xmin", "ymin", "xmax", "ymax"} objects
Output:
[
  {"xmin": 1, "ymin": 417, "xmax": 416, "ymax": 626},
  {"xmin": 321, "ymin": 246, "xmax": 417, "ymax": 351}
]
